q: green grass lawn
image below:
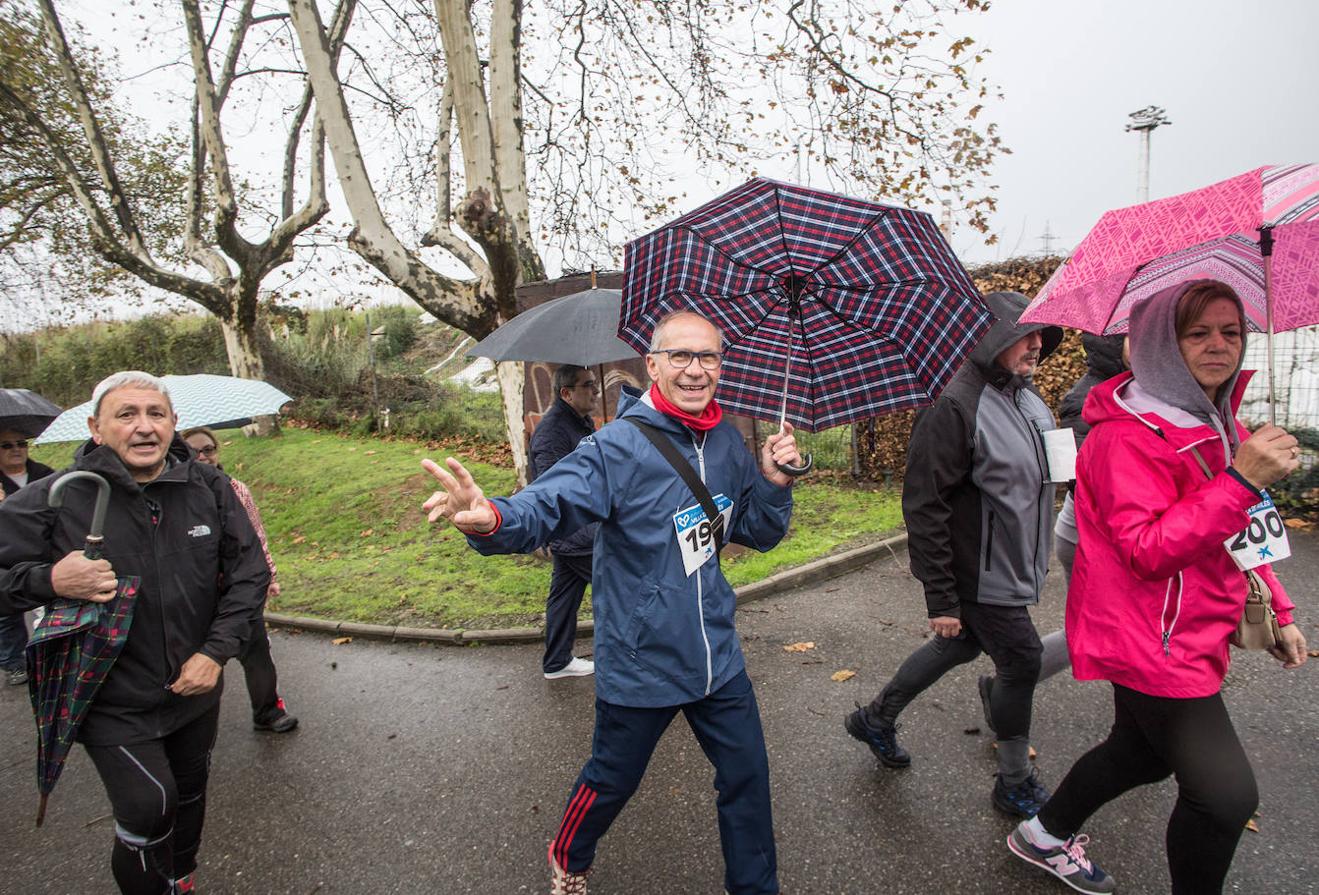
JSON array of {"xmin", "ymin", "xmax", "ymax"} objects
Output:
[{"xmin": 33, "ymin": 428, "xmax": 902, "ymax": 629}]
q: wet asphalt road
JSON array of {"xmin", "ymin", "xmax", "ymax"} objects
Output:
[{"xmin": 3, "ymin": 534, "xmax": 1317, "ymax": 895}]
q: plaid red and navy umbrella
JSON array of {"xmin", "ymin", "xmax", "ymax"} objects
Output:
[
  {"xmin": 27, "ymin": 578, "xmax": 139, "ymax": 825},
  {"xmin": 620, "ymin": 178, "xmax": 992, "ymax": 432},
  {"xmin": 25, "ymin": 470, "xmax": 139, "ymax": 826}
]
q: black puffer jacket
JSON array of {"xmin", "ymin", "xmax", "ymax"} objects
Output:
[{"xmin": 0, "ymin": 435, "xmax": 269, "ymax": 744}]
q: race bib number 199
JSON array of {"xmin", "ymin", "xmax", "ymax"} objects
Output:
[
  {"xmin": 673, "ymin": 494, "xmax": 734, "ymax": 577},
  {"xmin": 1223, "ymin": 491, "xmax": 1291, "ymax": 571}
]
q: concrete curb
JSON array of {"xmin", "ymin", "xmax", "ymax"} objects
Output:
[{"xmin": 264, "ymin": 532, "xmax": 908, "ymax": 646}]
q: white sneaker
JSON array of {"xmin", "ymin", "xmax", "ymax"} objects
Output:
[{"xmin": 544, "ymin": 657, "xmax": 594, "ymax": 679}]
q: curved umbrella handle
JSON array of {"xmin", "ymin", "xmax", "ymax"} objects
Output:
[
  {"xmin": 47, "ymin": 471, "xmax": 111, "ymax": 559},
  {"xmin": 776, "ymin": 453, "xmax": 814, "ymax": 477}
]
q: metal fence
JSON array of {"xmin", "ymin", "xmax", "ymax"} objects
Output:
[{"xmin": 1239, "ymin": 326, "xmax": 1319, "ymax": 433}]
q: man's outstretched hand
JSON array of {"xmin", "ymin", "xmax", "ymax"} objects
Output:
[{"xmin": 421, "ymin": 457, "xmax": 498, "ymax": 534}]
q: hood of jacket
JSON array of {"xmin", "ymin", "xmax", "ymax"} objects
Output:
[
  {"xmin": 1080, "ymin": 332, "xmax": 1127, "ymax": 380},
  {"xmin": 1127, "ymin": 280, "xmax": 1246, "ymax": 460},
  {"xmin": 969, "ymin": 291, "xmax": 1064, "ymax": 388},
  {"xmin": 72, "ymin": 433, "xmax": 195, "ymax": 492}
]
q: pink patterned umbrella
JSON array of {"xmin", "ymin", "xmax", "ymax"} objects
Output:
[
  {"xmin": 1021, "ymin": 164, "xmax": 1319, "ymax": 334},
  {"xmin": 1019, "ymin": 164, "xmax": 1319, "ymax": 421}
]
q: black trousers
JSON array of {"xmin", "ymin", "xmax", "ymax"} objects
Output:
[
  {"xmin": 84, "ymin": 704, "xmax": 221, "ymax": 895},
  {"xmin": 868, "ymin": 602, "xmax": 1042, "ymax": 736},
  {"xmin": 238, "ymin": 618, "xmax": 282, "ymax": 722},
  {"xmin": 544, "ymin": 552, "xmax": 592, "ymax": 673},
  {"xmin": 1039, "ymin": 684, "xmax": 1258, "ymax": 895}
]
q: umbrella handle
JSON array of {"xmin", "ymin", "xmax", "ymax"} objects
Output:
[
  {"xmin": 47, "ymin": 471, "xmax": 112, "ymax": 554},
  {"xmin": 776, "ymin": 454, "xmax": 814, "ymax": 477}
]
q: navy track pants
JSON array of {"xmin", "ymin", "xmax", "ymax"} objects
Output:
[{"xmin": 551, "ymin": 669, "xmax": 778, "ymax": 894}]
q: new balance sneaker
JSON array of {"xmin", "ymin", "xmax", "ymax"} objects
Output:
[
  {"xmin": 549, "ymin": 843, "xmax": 589, "ymax": 895},
  {"xmin": 545, "ymin": 657, "xmax": 595, "ymax": 680},
  {"xmin": 6, "ymin": 667, "xmax": 27, "ymax": 687},
  {"xmin": 977, "ymin": 674, "xmax": 995, "ymax": 734},
  {"xmin": 993, "ymin": 768, "xmax": 1051, "ymax": 818},
  {"xmin": 844, "ymin": 705, "xmax": 911, "ymax": 768},
  {"xmin": 1007, "ymin": 823, "xmax": 1115, "ymax": 893}
]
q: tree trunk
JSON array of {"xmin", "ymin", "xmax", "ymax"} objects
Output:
[
  {"xmin": 220, "ymin": 317, "xmax": 265, "ymax": 379},
  {"xmin": 494, "ymin": 359, "xmax": 528, "ymax": 487}
]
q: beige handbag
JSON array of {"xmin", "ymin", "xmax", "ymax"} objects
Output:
[
  {"xmin": 1182, "ymin": 446, "xmax": 1285, "ymax": 652},
  {"xmin": 1230, "ymin": 569, "xmax": 1284, "ymax": 651}
]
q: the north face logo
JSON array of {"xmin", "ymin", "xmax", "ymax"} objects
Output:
[{"xmin": 188, "ymin": 525, "xmax": 212, "ymax": 538}]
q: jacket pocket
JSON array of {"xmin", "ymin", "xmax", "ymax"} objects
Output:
[
  {"xmin": 984, "ymin": 511, "xmax": 995, "ymax": 572},
  {"xmin": 624, "ymin": 583, "xmax": 661, "ymax": 658}
]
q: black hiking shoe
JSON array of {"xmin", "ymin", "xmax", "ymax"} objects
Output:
[
  {"xmin": 993, "ymin": 768, "xmax": 1051, "ymax": 818},
  {"xmin": 254, "ymin": 709, "xmax": 299, "ymax": 733},
  {"xmin": 844, "ymin": 705, "xmax": 910, "ymax": 768}
]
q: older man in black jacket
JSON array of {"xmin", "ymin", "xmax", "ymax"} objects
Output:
[
  {"xmin": 0, "ymin": 371, "xmax": 269, "ymax": 895},
  {"xmin": 528, "ymin": 364, "xmax": 601, "ymax": 679}
]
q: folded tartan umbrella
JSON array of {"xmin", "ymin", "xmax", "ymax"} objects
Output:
[{"xmin": 25, "ymin": 470, "xmax": 140, "ymax": 826}]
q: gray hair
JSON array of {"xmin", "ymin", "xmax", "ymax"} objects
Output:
[
  {"xmin": 91, "ymin": 371, "xmax": 172, "ymax": 418},
  {"xmin": 648, "ymin": 310, "xmax": 723, "ymax": 352}
]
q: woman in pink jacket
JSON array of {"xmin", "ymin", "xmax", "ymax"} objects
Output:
[{"xmin": 1007, "ymin": 280, "xmax": 1308, "ymax": 895}]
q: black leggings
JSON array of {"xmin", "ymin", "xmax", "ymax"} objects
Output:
[
  {"xmin": 1038, "ymin": 684, "xmax": 1258, "ymax": 895},
  {"xmin": 84, "ymin": 705, "xmax": 220, "ymax": 895}
]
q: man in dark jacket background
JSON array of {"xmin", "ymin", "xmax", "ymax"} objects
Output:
[
  {"xmin": 845, "ymin": 292, "xmax": 1064, "ymax": 820},
  {"xmin": 0, "ymin": 428, "xmax": 55, "ymax": 686},
  {"xmin": 528, "ymin": 364, "xmax": 601, "ymax": 679},
  {"xmin": 0, "ymin": 371, "xmax": 269, "ymax": 895}
]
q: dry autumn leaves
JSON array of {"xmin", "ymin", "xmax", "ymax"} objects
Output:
[{"xmin": 783, "ymin": 642, "xmax": 855, "ymax": 682}]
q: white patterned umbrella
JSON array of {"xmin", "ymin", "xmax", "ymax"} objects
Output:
[{"xmin": 35, "ymin": 374, "xmax": 293, "ymax": 444}]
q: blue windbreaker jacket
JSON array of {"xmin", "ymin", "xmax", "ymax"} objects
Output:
[{"xmin": 469, "ymin": 389, "xmax": 793, "ymax": 707}]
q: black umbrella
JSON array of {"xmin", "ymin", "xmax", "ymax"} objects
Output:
[
  {"xmin": 0, "ymin": 388, "xmax": 62, "ymax": 438},
  {"xmin": 467, "ymin": 288, "xmax": 640, "ymax": 366}
]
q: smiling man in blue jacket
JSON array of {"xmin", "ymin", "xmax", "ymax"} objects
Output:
[{"xmin": 422, "ymin": 311, "xmax": 801, "ymax": 895}]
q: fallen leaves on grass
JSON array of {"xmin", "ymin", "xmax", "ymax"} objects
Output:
[
  {"xmin": 360, "ymin": 529, "xmax": 374, "ymax": 538},
  {"xmin": 292, "ymin": 535, "xmax": 306, "ymax": 545},
  {"xmin": 830, "ymin": 669, "xmax": 856, "ymax": 682},
  {"xmin": 784, "ymin": 641, "xmax": 816, "ymax": 653},
  {"xmin": 331, "ymin": 636, "xmax": 352, "ymax": 645}
]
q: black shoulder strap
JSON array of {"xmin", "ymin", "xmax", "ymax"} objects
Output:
[{"xmin": 624, "ymin": 417, "xmax": 725, "ymax": 554}]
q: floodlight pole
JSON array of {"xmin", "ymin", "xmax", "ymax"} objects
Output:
[{"xmin": 1125, "ymin": 106, "xmax": 1172, "ymax": 202}]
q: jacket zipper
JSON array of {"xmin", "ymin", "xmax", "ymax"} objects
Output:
[
  {"xmin": 984, "ymin": 511, "xmax": 995, "ymax": 572},
  {"xmin": 1160, "ymin": 572, "xmax": 1184, "ymax": 657},
  {"xmin": 692, "ymin": 432, "xmax": 714, "ymax": 697},
  {"xmin": 1013, "ymin": 390, "xmax": 1048, "ymax": 594}
]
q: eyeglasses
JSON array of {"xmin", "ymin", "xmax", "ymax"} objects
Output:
[
  {"xmin": 651, "ymin": 349, "xmax": 723, "ymax": 371},
  {"xmin": 0, "ymin": 440, "xmax": 28, "ymax": 450},
  {"xmin": 575, "ymin": 381, "xmax": 601, "ymax": 393},
  {"xmin": 195, "ymin": 445, "xmax": 218, "ymax": 457}
]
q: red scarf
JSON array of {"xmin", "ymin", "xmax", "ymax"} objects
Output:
[{"xmin": 648, "ymin": 383, "xmax": 723, "ymax": 431}]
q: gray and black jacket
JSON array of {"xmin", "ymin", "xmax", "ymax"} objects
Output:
[{"xmin": 902, "ymin": 291, "xmax": 1063, "ymax": 619}]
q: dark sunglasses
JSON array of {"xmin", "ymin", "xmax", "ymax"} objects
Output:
[{"xmin": 0, "ymin": 440, "xmax": 28, "ymax": 450}]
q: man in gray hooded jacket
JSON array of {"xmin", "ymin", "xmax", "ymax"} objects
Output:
[{"xmin": 845, "ymin": 291, "xmax": 1063, "ymax": 818}]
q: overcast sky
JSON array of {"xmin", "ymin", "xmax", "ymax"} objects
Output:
[
  {"xmin": 952, "ymin": 0, "xmax": 1319, "ymax": 262},
  {"xmin": 5, "ymin": 0, "xmax": 1318, "ymax": 330}
]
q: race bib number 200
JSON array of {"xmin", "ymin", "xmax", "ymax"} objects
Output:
[
  {"xmin": 673, "ymin": 494, "xmax": 734, "ymax": 577},
  {"xmin": 1223, "ymin": 491, "xmax": 1291, "ymax": 571}
]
